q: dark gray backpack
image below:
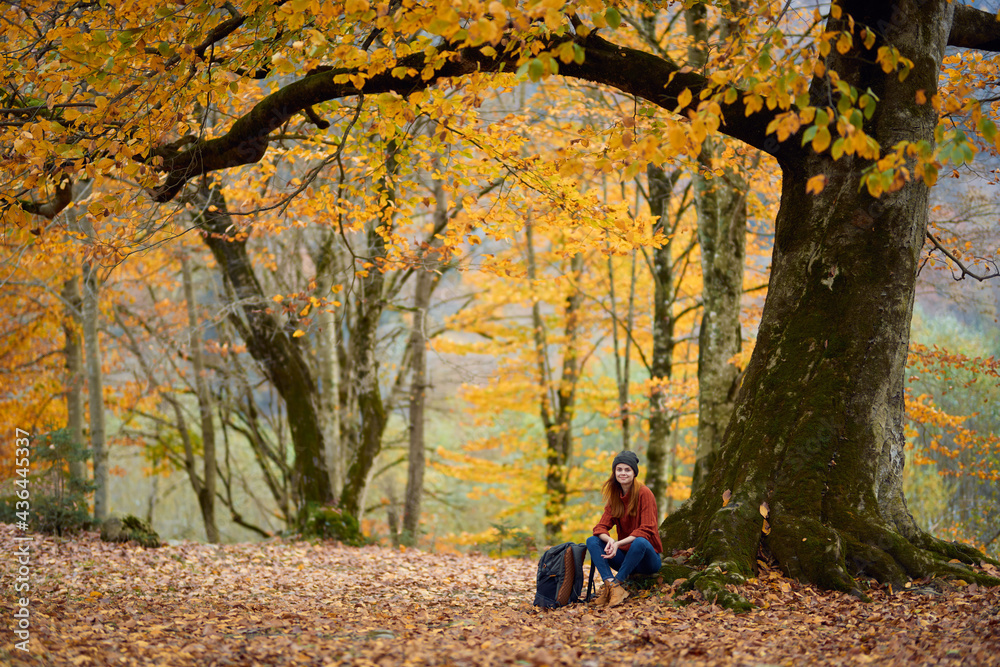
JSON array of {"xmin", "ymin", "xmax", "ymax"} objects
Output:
[{"xmin": 532, "ymin": 542, "xmax": 596, "ymax": 608}]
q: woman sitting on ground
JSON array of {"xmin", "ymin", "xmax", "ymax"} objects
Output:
[{"xmin": 586, "ymin": 450, "xmax": 663, "ymax": 607}]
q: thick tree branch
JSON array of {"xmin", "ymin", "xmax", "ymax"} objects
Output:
[
  {"xmin": 949, "ymin": 5, "xmax": 1000, "ymax": 51},
  {"xmin": 17, "ymin": 4, "xmax": 1000, "ymax": 221},
  {"xmin": 17, "ymin": 177, "xmax": 73, "ymax": 218},
  {"xmin": 148, "ymin": 33, "xmax": 786, "ymax": 204}
]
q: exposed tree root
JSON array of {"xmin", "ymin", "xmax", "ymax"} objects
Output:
[
  {"xmin": 678, "ymin": 564, "xmax": 754, "ymax": 612},
  {"xmin": 657, "ymin": 558, "xmax": 700, "ymax": 585},
  {"xmin": 660, "ymin": 503, "xmax": 1000, "ymax": 611},
  {"xmin": 912, "ymin": 531, "xmax": 1000, "ymax": 569}
]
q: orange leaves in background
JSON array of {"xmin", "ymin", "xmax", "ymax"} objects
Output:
[{"xmin": 905, "ymin": 343, "xmax": 1000, "ymax": 483}]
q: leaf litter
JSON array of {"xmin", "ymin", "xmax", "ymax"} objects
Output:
[{"xmin": 1, "ymin": 524, "xmax": 998, "ymax": 666}]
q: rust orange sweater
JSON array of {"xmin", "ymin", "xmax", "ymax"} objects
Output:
[{"xmin": 592, "ymin": 483, "xmax": 663, "ymax": 553}]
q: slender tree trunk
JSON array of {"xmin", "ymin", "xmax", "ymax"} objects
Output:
[
  {"xmin": 61, "ymin": 276, "xmax": 88, "ymax": 485},
  {"xmin": 623, "ymin": 250, "xmax": 636, "ymax": 445},
  {"xmin": 645, "ymin": 164, "xmax": 676, "ymax": 512},
  {"xmin": 608, "ymin": 248, "xmax": 638, "ymax": 449},
  {"xmin": 401, "ymin": 269, "xmax": 429, "ymax": 541},
  {"xmin": 690, "ymin": 156, "xmax": 747, "ymax": 494},
  {"xmin": 401, "ymin": 178, "xmax": 444, "ymax": 544},
  {"xmin": 543, "ymin": 259, "xmax": 583, "ymax": 542},
  {"xmin": 181, "ymin": 253, "xmax": 219, "ymax": 543},
  {"xmin": 82, "ymin": 257, "xmax": 108, "ymax": 521},
  {"xmin": 527, "ymin": 220, "xmax": 584, "ymax": 541},
  {"xmin": 608, "ymin": 252, "xmax": 624, "ymax": 442},
  {"xmin": 317, "ymin": 302, "xmax": 344, "ymax": 500},
  {"xmin": 665, "ymin": 419, "xmax": 681, "ymax": 515},
  {"xmin": 315, "ymin": 235, "xmax": 344, "ymax": 501},
  {"xmin": 686, "ymin": 2, "xmax": 749, "ymax": 495},
  {"xmin": 145, "ymin": 465, "xmax": 159, "ymax": 526},
  {"xmin": 339, "ymin": 141, "xmax": 398, "ymax": 520},
  {"xmin": 192, "ymin": 184, "xmax": 332, "ymax": 515}
]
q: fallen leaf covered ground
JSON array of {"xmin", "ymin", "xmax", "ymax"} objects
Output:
[{"xmin": 2, "ymin": 523, "xmax": 998, "ymax": 666}]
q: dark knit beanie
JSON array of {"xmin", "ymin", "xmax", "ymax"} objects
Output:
[{"xmin": 612, "ymin": 450, "xmax": 639, "ymax": 477}]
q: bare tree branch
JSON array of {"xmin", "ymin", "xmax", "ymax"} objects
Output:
[{"xmin": 925, "ymin": 231, "xmax": 1000, "ymax": 282}]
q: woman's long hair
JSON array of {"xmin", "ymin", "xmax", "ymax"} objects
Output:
[{"xmin": 601, "ymin": 473, "xmax": 644, "ymax": 519}]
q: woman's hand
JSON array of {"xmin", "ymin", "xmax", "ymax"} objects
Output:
[{"xmin": 602, "ymin": 539, "xmax": 618, "ymax": 559}]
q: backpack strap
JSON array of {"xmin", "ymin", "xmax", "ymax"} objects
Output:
[{"xmin": 585, "ymin": 559, "xmax": 596, "ymax": 602}]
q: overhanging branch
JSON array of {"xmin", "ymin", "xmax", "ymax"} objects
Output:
[
  {"xmin": 146, "ymin": 32, "xmax": 787, "ymax": 206},
  {"xmin": 949, "ymin": 5, "xmax": 1000, "ymax": 51},
  {"xmin": 16, "ymin": 177, "xmax": 73, "ymax": 219}
]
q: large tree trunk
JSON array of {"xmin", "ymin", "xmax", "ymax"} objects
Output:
[
  {"xmin": 662, "ymin": 0, "xmax": 996, "ymax": 600},
  {"xmin": 193, "ymin": 184, "xmax": 332, "ymax": 515},
  {"xmin": 180, "ymin": 253, "xmax": 219, "ymax": 543}
]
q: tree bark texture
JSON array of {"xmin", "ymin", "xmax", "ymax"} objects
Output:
[
  {"xmin": 193, "ymin": 184, "xmax": 332, "ymax": 514},
  {"xmin": 181, "ymin": 253, "xmax": 220, "ymax": 543},
  {"xmin": 662, "ymin": 1, "xmax": 999, "ymax": 598}
]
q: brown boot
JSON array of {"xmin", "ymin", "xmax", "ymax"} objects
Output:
[
  {"xmin": 606, "ymin": 581, "xmax": 629, "ymax": 608},
  {"xmin": 590, "ymin": 582, "xmax": 612, "ymax": 606}
]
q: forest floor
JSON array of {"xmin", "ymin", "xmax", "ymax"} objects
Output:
[{"xmin": 1, "ymin": 523, "xmax": 998, "ymax": 666}]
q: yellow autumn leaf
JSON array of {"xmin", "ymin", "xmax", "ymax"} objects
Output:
[
  {"xmin": 806, "ymin": 174, "xmax": 827, "ymax": 194},
  {"xmin": 863, "ymin": 28, "xmax": 876, "ymax": 50},
  {"xmin": 812, "ymin": 126, "xmax": 831, "ymax": 153},
  {"xmin": 292, "ymin": 330, "xmax": 305, "ymax": 338},
  {"xmin": 836, "ymin": 33, "xmax": 852, "ymax": 54},
  {"xmin": 668, "ymin": 125, "xmax": 687, "ymax": 152},
  {"xmin": 676, "ymin": 88, "xmax": 692, "ymax": 111}
]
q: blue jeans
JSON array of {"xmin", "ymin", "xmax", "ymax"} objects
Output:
[{"xmin": 586, "ymin": 535, "xmax": 661, "ymax": 583}]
